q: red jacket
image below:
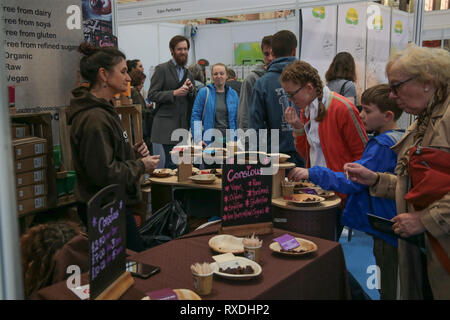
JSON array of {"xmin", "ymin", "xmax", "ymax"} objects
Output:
[{"xmin": 294, "ymin": 91, "xmax": 368, "ymax": 204}]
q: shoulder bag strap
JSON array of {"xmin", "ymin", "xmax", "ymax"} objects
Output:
[
  {"xmin": 339, "ymin": 80, "xmax": 350, "ymax": 95},
  {"xmin": 202, "ymin": 87, "xmax": 209, "ymax": 121}
]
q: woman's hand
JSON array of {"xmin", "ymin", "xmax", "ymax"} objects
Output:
[
  {"xmin": 134, "ymin": 141, "xmax": 150, "ymax": 158},
  {"xmin": 287, "ymin": 167, "xmax": 309, "ymax": 181},
  {"xmin": 284, "ymin": 107, "xmax": 304, "ymax": 130},
  {"xmin": 343, "ymin": 162, "xmax": 379, "ymax": 186},
  {"xmin": 141, "ymin": 155, "xmax": 160, "ymax": 173},
  {"xmin": 392, "ymin": 212, "xmax": 426, "ymax": 238}
]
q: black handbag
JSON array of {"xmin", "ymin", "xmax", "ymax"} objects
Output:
[{"xmin": 138, "ymin": 200, "xmax": 189, "ymax": 249}]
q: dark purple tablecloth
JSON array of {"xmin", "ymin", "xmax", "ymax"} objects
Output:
[{"xmin": 32, "ymin": 224, "xmax": 350, "ymax": 300}]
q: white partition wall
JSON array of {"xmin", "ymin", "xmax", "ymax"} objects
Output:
[
  {"xmin": 300, "ymin": 5, "xmax": 338, "ymax": 80},
  {"xmin": 365, "ymin": 3, "xmax": 391, "ymax": 89},
  {"xmin": 194, "ymin": 17, "xmax": 297, "ymax": 67},
  {"xmin": 337, "ymin": 2, "xmax": 367, "ymax": 100},
  {"xmin": 118, "ymin": 22, "xmax": 187, "ymax": 90},
  {"xmin": 391, "ymin": 8, "xmax": 410, "ymax": 53}
]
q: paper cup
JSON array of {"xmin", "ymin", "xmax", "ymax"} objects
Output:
[
  {"xmin": 282, "ymin": 184, "xmax": 294, "ymax": 197},
  {"xmin": 192, "ymin": 272, "xmax": 213, "ymax": 296},
  {"xmin": 243, "ymin": 245, "xmax": 262, "ymax": 263}
]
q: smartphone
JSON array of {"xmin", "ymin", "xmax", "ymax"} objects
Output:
[
  {"xmin": 367, "ymin": 213, "xmax": 395, "ymax": 236},
  {"xmin": 126, "ymin": 260, "xmax": 160, "ymax": 279},
  {"xmin": 367, "ymin": 213, "xmax": 423, "ymax": 247}
]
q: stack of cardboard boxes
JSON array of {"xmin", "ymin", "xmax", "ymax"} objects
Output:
[{"xmin": 12, "ymin": 123, "xmax": 48, "ymax": 215}]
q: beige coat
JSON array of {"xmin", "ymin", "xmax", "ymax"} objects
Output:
[{"xmin": 371, "ymin": 95, "xmax": 450, "ymax": 299}]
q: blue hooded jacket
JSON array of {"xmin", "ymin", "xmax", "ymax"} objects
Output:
[
  {"xmin": 190, "ymin": 83, "xmax": 239, "ymax": 145},
  {"xmin": 308, "ymin": 130, "xmax": 405, "ymax": 247},
  {"xmin": 248, "ymin": 57, "xmax": 298, "ymax": 154}
]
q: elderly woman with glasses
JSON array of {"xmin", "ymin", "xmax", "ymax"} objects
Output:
[{"xmin": 345, "ymin": 45, "xmax": 450, "ymax": 299}]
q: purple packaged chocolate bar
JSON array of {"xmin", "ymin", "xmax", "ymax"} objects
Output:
[
  {"xmin": 146, "ymin": 288, "xmax": 178, "ymax": 300},
  {"xmin": 273, "ymin": 234, "xmax": 300, "ymax": 250},
  {"xmin": 300, "ymin": 188, "xmax": 317, "ymax": 195}
]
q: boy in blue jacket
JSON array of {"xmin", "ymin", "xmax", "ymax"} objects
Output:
[{"xmin": 291, "ymin": 84, "xmax": 404, "ymax": 300}]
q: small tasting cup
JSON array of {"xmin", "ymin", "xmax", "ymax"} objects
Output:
[
  {"xmin": 192, "ymin": 271, "xmax": 213, "ymax": 296},
  {"xmin": 243, "ymin": 244, "xmax": 262, "ymax": 263},
  {"xmin": 282, "ymin": 183, "xmax": 295, "ymax": 196}
]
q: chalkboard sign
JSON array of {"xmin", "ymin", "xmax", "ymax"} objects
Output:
[
  {"xmin": 88, "ymin": 184, "xmax": 127, "ymax": 300},
  {"xmin": 221, "ymin": 161, "xmax": 273, "ymax": 235}
]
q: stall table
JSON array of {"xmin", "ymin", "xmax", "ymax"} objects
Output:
[
  {"xmin": 32, "ymin": 223, "xmax": 350, "ymax": 300},
  {"xmin": 149, "ymin": 162, "xmax": 295, "ymax": 212},
  {"xmin": 272, "ymin": 196, "xmax": 341, "ymax": 241}
]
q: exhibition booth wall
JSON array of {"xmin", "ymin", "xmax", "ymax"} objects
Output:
[{"xmin": 117, "ymin": 2, "xmax": 412, "ymax": 106}]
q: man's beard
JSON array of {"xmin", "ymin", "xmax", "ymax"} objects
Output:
[{"xmin": 173, "ymin": 53, "xmax": 188, "ymax": 66}]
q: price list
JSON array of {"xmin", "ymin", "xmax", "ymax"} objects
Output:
[
  {"xmin": 88, "ymin": 197, "xmax": 126, "ymax": 299},
  {"xmin": 222, "ymin": 164, "xmax": 272, "ymax": 227}
]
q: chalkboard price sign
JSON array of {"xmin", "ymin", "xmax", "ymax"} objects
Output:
[
  {"xmin": 221, "ymin": 163, "xmax": 273, "ymax": 235},
  {"xmin": 88, "ymin": 184, "xmax": 127, "ymax": 300}
]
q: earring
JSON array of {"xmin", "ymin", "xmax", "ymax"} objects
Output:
[{"xmin": 424, "ymin": 87, "xmax": 429, "ymax": 92}]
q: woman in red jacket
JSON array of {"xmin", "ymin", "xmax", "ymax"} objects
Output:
[{"xmin": 280, "ymin": 60, "xmax": 368, "ymax": 207}]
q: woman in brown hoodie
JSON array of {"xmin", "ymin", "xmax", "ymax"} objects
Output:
[{"xmin": 68, "ymin": 42, "xmax": 159, "ymax": 252}]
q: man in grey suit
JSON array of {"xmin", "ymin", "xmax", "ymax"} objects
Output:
[{"xmin": 148, "ymin": 35, "xmax": 195, "ymax": 169}]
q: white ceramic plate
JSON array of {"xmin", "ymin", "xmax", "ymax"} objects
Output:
[{"xmin": 210, "ymin": 257, "xmax": 262, "ymax": 280}]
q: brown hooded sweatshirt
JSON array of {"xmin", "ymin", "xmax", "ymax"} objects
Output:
[{"xmin": 68, "ymin": 86, "xmax": 145, "ymax": 205}]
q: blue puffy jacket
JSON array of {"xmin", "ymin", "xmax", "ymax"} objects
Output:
[
  {"xmin": 190, "ymin": 84, "xmax": 239, "ymax": 145},
  {"xmin": 308, "ymin": 130, "xmax": 405, "ymax": 247}
]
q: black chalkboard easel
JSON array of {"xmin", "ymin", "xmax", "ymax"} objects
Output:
[
  {"xmin": 88, "ymin": 184, "xmax": 134, "ymax": 300},
  {"xmin": 221, "ymin": 159, "xmax": 273, "ymax": 236}
]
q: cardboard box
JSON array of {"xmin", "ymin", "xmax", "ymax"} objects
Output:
[
  {"xmin": 17, "ymin": 184, "xmax": 47, "ymax": 201},
  {"xmin": 12, "ymin": 137, "xmax": 47, "ymax": 160},
  {"xmin": 15, "ymin": 155, "xmax": 46, "ymax": 173},
  {"xmin": 17, "ymin": 196, "xmax": 47, "ymax": 215},
  {"xmin": 11, "ymin": 123, "xmax": 30, "ymax": 139},
  {"xmin": 16, "ymin": 169, "xmax": 46, "ymax": 187}
]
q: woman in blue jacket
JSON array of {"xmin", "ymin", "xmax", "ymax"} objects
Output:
[{"xmin": 191, "ymin": 63, "xmax": 239, "ymax": 147}]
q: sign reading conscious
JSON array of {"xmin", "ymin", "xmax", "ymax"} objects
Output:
[
  {"xmin": 221, "ymin": 163, "xmax": 272, "ymax": 228},
  {"xmin": 3, "ymin": 0, "xmax": 83, "ymax": 113},
  {"xmin": 88, "ymin": 185, "xmax": 126, "ymax": 300}
]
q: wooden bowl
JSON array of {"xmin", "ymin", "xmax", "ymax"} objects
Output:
[
  {"xmin": 268, "ymin": 153, "xmax": 291, "ymax": 163},
  {"xmin": 142, "ymin": 289, "xmax": 201, "ymax": 300},
  {"xmin": 208, "ymin": 234, "xmax": 244, "ymax": 254},
  {"xmin": 286, "ymin": 193, "xmax": 325, "ymax": 206},
  {"xmin": 269, "ymin": 237, "xmax": 318, "ymax": 256},
  {"xmin": 151, "ymin": 168, "xmax": 173, "ymax": 177}
]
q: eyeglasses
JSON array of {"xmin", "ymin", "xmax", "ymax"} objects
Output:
[
  {"xmin": 285, "ymin": 86, "xmax": 303, "ymax": 99},
  {"xmin": 389, "ymin": 77, "xmax": 415, "ymax": 95}
]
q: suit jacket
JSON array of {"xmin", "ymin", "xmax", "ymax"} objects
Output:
[{"xmin": 148, "ymin": 60, "xmax": 195, "ymax": 145}]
